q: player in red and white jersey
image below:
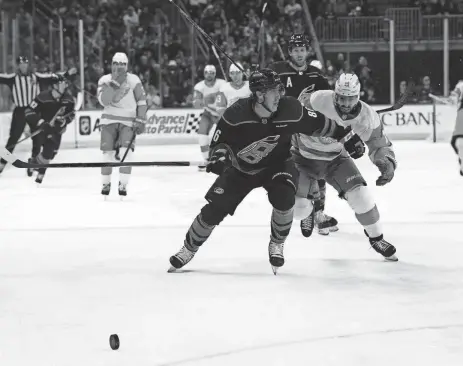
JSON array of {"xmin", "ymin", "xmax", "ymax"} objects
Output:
[
  {"xmin": 294, "ymin": 73, "xmax": 399, "ymax": 261},
  {"xmin": 450, "ymin": 80, "xmax": 463, "ymax": 175},
  {"xmin": 216, "ymin": 63, "xmax": 251, "ymax": 113},
  {"xmin": 193, "ymin": 65, "xmax": 226, "ymax": 170},
  {"xmin": 97, "ymin": 52, "xmax": 147, "ymax": 198}
]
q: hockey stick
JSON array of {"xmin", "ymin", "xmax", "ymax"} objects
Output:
[
  {"xmin": 167, "ymin": 0, "xmax": 244, "ymax": 73},
  {"xmin": 0, "ymin": 147, "xmax": 202, "ymax": 168},
  {"xmin": 429, "ymin": 93, "xmax": 454, "ymax": 105},
  {"xmin": 211, "ymin": 46, "xmax": 228, "ymax": 81},
  {"xmin": 120, "ymin": 133, "xmax": 136, "ymax": 162},
  {"xmin": 376, "ymin": 81, "xmax": 415, "ymax": 114},
  {"xmin": 255, "ymin": 2, "xmax": 268, "ymax": 66}
]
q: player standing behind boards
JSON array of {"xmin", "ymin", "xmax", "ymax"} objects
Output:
[
  {"xmin": 268, "ymin": 34, "xmax": 339, "ymax": 237},
  {"xmin": 168, "ymin": 69, "xmax": 360, "ymax": 275},
  {"xmin": 294, "ymin": 73, "xmax": 398, "ymax": 261},
  {"xmin": 97, "ymin": 52, "xmax": 147, "ymax": 198},
  {"xmin": 449, "ymin": 80, "xmax": 463, "ymax": 175},
  {"xmin": 193, "ymin": 65, "xmax": 226, "ymax": 171},
  {"xmin": 215, "ymin": 62, "xmax": 251, "ymax": 114},
  {"xmin": 24, "ymin": 78, "xmax": 76, "ymax": 184}
]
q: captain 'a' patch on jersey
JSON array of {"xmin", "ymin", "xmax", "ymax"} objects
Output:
[{"xmin": 268, "ymin": 61, "xmax": 331, "ymax": 100}]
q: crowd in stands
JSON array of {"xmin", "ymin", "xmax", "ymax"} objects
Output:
[{"xmin": 0, "ymin": 0, "xmax": 461, "ymax": 111}]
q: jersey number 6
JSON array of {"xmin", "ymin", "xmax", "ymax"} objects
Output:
[{"xmin": 212, "ymin": 129, "xmax": 221, "ymax": 142}]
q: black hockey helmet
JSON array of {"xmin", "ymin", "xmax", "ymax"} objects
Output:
[
  {"xmin": 249, "ymin": 68, "xmax": 284, "ymax": 95},
  {"xmin": 288, "ymin": 34, "xmax": 310, "ymax": 51},
  {"xmin": 16, "ymin": 56, "xmax": 29, "ymax": 64}
]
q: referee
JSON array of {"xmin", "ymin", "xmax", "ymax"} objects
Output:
[{"xmin": 0, "ymin": 56, "xmax": 74, "ymax": 175}]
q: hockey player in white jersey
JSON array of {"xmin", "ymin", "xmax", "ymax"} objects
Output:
[
  {"xmin": 193, "ymin": 65, "xmax": 226, "ymax": 171},
  {"xmin": 450, "ymin": 80, "xmax": 463, "ymax": 175},
  {"xmin": 97, "ymin": 52, "xmax": 147, "ymax": 198},
  {"xmin": 215, "ymin": 62, "xmax": 251, "ymax": 113},
  {"xmin": 294, "ymin": 73, "xmax": 398, "ymax": 261}
]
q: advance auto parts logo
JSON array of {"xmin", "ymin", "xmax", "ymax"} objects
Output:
[{"xmin": 145, "ymin": 111, "xmax": 199, "ymax": 134}]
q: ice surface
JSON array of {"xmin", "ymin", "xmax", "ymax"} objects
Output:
[{"xmin": 0, "ymin": 141, "xmax": 462, "ymax": 366}]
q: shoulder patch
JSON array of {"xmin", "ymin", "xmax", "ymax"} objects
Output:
[
  {"xmin": 273, "ymin": 97, "xmax": 303, "ymax": 123},
  {"xmin": 222, "ymin": 98, "xmax": 255, "ymax": 125}
]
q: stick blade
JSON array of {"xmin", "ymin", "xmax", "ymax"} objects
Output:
[{"xmin": 0, "ymin": 147, "xmax": 16, "ymax": 164}]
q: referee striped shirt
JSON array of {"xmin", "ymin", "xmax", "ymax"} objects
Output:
[{"xmin": 0, "ymin": 72, "xmax": 58, "ymax": 107}]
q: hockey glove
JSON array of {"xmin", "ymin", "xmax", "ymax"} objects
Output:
[
  {"xmin": 133, "ymin": 117, "xmax": 146, "ymax": 135},
  {"xmin": 206, "ymin": 148, "xmax": 230, "ymax": 175},
  {"xmin": 373, "ymin": 148, "xmax": 397, "ymax": 186},
  {"xmin": 374, "ymin": 156, "xmax": 396, "ymax": 186},
  {"xmin": 342, "ymin": 132, "xmax": 365, "ymax": 159}
]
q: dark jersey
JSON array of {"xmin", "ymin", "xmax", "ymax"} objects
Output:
[
  {"xmin": 268, "ymin": 61, "xmax": 331, "ymax": 100},
  {"xmin": 25, "ymin": 90, "xmax": 75, "ymax": 132},
  {"xmin": 210, "ymin": 96, "xmax": 345, "ymax": 175}
]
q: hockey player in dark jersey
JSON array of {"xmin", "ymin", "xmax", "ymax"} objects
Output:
[
  {"xmin": 268, "ymin": 34, "xmax": 339, "ymax": 238},
  {"xmin": 168, "ymin": 69, "xmax": 364, "ymax": 274},
  {"xmin": 24, "ymin": 77, "xmax": 76, "ymax": 184}
]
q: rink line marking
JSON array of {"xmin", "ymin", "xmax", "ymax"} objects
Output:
[
  {"xmin": 156, "ymin": 323, "xmax": 463, "ymax": 366},
  {"xmin": 0, "ymin": 221, "xmax": 461, "ymax": 232}
]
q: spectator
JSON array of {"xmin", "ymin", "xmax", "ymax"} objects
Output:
[
  {"xmin": 123, "ymin": 6, "xmax": 139, "ymax": 29},
  {"xmin": 416, "ymin": 75, "xmax": 436, "ymax": 104},
  {"xmin": 284, "ymin": 0, "xmax": 302, "ymax": 19}
]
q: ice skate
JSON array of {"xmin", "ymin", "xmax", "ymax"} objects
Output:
[
  {"xmin": 368, "ymin": 234, "xmax": 398, "ymax": 261},
  {"xmin": 168, "ymin": 244, "xmax": 197, "ymax": 272},
  {"xmin": 269, "ymin": 240, "xmax": 285, "ymax": 275},
  {"xmin": 315, "ymin": 210, "xmax": 339, "ymax": 235},
  {"xmin": 118, "ymin": 182, "xmax": 127, "ymax": 199},
  {"xmin": 198, "ymin": 160, "xmax": 208, "ymax": 172},
  {"xmin": 101, "ymin": 183, "xmax": 111, "ymax": 199},
  {"xmin": 35, "ymin": 173, "xmax": 45, "ymax": 185},
  {"xmin": 300, "ymin": 207, "xmax": 315, "ymax": 238},
  {"xmin": 27, "ymin": 158, "xmax": 34, "ymax": 177}
]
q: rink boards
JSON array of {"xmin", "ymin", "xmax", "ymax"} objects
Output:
[{"xmin": 0, "ymin": 104, "xmax": 457, "ymax": 150}]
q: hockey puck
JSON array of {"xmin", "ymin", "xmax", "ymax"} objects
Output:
[{"xmin": 109, "ymin": 334, "xmax": 120, "ymax": 350}]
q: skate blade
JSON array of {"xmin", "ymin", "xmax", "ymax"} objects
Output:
[
  {"xmin": 318, "ymin": 229, "xmax": 330, "ymax": 236},
  {"xmin": 271, "ymin": 266, "xmax": 278, "ymax": 275},
  {"xmin": 329, "ymin": 225, "xmax": 339, "ymax": 232},
  {"xmin": 385, "ymin": 254, "xmax": 398, "ymax": 262},
  {"xmin": 167, "ymin": 266, "xmax": 178, "ymax": 273}
]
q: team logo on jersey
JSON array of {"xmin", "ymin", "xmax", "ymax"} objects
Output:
[{"xmin": 297, "ymin": 84, "xmax": 315, "ymax": 101}]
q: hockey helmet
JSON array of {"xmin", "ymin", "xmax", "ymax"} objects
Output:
[
  {"xmin": 288, "ymin": 34, "xmax": 310, "ymax": 51},
  {"xmin": 249, "ymin": 69, "xmax": 284, "ymax": 95},
  {"xmin": 335, "ymin": 73, "xmax": 361, "ymax": 96},
  {"xmin": 112, "ymin": 52, "xmax": 128, "ymax": 64},
  {"xmin": 334, "ymin": 73, "xmax": 361, "ymax": 113},
  {"xmin": 229, "ymin": 62, "xmax": 243, "ymax": 74}
]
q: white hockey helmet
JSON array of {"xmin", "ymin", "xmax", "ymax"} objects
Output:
[
  {"xmin": 229, "ymin": 62, "xmax": 243, "ymax": 74},
  {"xmin": 335, "ymin": 73, "xmax": 361, "ymax": 96},
  {"xmin": 334, "ymin": 73, "xmax": 361, "ymax": 113},
  {"xmin": 112, "ymin": 52, "xmax": 128, "ymax": 64},
  {"xmin": 310, "ymin": 60, "xmax": 322, "ymax": 70}
]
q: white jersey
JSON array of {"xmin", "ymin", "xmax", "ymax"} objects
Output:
[
  {"xmin": 451, "ymin": 80, "xmax": 463, "ymax": 111},
  {"xmin": 293, "ymin": 90, "xmax": 381, "ymax": 161},
  {"xmin": 216, "ymin": 81, "xmax": 251, "ymax": 108},
  {"xmin": 194, "ymin": 78, "xmax": 226, "ymax": 116},
  {"xmin": 97, "ymin": 72, "xmax": 146, "ymax": 127}
]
